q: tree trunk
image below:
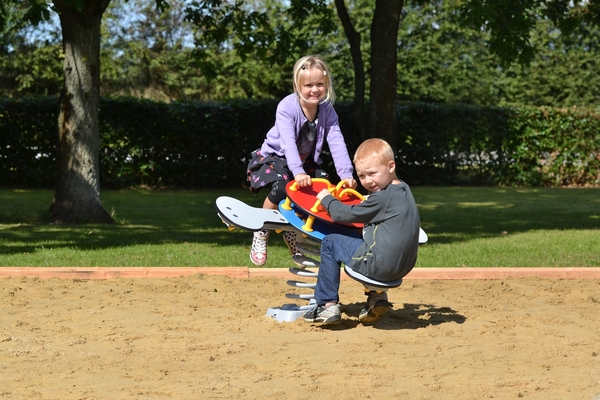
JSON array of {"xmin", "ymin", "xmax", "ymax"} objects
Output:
[
  {"xmin": 369, "ymin": 0, "xmax": 403, "ymax": 152},
  {"xmin": 50, "ymin": 0, "xmax": 113, "ymax": 224},
  {"xmin": 334, "ymin": 0, "xmax": 367, "ymax": 140}
]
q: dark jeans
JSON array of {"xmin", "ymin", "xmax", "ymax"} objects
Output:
[{"xmin": 314, "ymin": 233, "xmax": 364, "ymax": 305}]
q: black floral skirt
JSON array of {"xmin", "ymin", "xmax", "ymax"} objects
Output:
[{"xmin": 246, "ymin": 148, "xmax": 328, "ymax": 195}]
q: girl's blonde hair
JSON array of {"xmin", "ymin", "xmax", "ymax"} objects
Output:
[
  {"xmin": 353, "ymin": 138, "xmax": 395, "ymax": 165},
  {"xmin": 292, "ymin": 55, "xmax": 336, "ymax": 105}
]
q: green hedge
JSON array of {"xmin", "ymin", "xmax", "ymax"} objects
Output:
[
  {"xmin": 1, "ymin": 97, "xmax": 598, "ymax": 188},
  {"xmin": 0, "ymin": 97, "xmax": 58, "ymax": 187},
  {"xmin": 501, "ymin": 107, "xmax": 600, "ymax": 187},
  {"xmin": 99, "ymin": 98, "xmax": 276, "ymax": 188}
]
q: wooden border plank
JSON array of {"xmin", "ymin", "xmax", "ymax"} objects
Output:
[
  {"xmin": 1, "ymin": 267, "xmax": 600, "ymax": 280},
  {"xmin": 0, "ymin": 267, "xmax": 249, "ymax": 279}
]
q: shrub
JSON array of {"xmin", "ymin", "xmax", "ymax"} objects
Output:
[{"xmin": 1, "ymin": 97, "xmax": 598, "ymax": 188}]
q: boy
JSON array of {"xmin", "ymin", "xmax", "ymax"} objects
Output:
[{"xmin": 303, "ymin": 138, "xmax": 421, "ymax": 324}]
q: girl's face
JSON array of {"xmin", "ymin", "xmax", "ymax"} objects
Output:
[{"xmin": 298, "ymin": 68, "xmax": 326, "ymax": 105}]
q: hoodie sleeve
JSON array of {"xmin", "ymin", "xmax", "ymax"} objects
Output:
[{"xmin": 320, "ymin": 191, "xmax": 385, "ymax": 224}]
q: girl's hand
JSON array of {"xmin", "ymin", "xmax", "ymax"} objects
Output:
[
  {"xmin": 294, "ymin": 173, "xmax": 312, "ymax": 187},
  {"xmin": 342, "ymin": 178, "xmax": 357, "ymax": 189},
  {"xmin": 316, "ymin": 189, "xmax": 332, "ymax": 201}
]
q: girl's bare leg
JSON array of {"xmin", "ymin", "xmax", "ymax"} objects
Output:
[{"xmin": 262, "ymin": 197, "xmax": 278, "ymax": 210}]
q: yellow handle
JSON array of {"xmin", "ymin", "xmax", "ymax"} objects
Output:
[
  {"xmin": 337, "ymin": 188, "xmax": 365, "ymax": 201},
  {"xmin": 310, "ymin": 186, "xmax": 336, "ymax": 213},
  {"xmin": 310, "ymin": 199, "xmax": 321, "ymax": 213},
  {"xmin": 289, "ymin": 178, "xmax": 332, "ymax": 192},
  {"xmin": 335, "ymin": 180, "xmax": 347, "ymax": 193}
]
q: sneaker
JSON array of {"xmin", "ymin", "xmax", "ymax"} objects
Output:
[
  {"xmin": 359, "ymin": 291, "xmax": 392, "ymax": 324},
  {"xmin": 303, "ymin": 303, "xmax": 341, "ymax": 324},
  {"xmin": 283, "ymin": 231, "xmax": 303, "ymax": 256},
  {"xmin": 250, "ymin": 229, "xmax": 269, "ymax": 266}
]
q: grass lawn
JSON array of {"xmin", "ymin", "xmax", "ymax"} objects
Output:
[{"xmin": 0, "ymin": 187, "xmax": 598, "ymax": 268}]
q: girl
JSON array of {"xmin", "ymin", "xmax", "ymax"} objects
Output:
[{"xmin": 247, "ymin": 55, "xmax": 356, "ymax": 266}]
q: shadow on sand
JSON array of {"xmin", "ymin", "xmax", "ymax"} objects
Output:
[{"xmin": 319, "ymin": 302, "xmax": 466, "ymax": 331}]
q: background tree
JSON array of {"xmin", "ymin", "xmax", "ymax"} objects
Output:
[
  {"xmin": 0, "ymin": 0, "xmax": 334, "ymax": 223},
  {"xmin": 49, "ymin": 0, "xmax": 114, "ymax": 223},
  {"xmin": 0, "ymin": 3, "xmax": 62, "ymax": 97},
  {"xmin": 101, "ymin": 0, "xmax": 206, "ymax": 101},
  {"xmin": 0, "ymin": 0, "xmax": 164, "ymax": 223},
  {"xmin": 397, "ymin": 0, "xmax": 500, "ymax": 105},
  {"xmin": 365, "ymin": 0, "xmax": 403, "ymax": 149},
  {"xmin": 188, "ymin": 0, "xmax": 405, "ymax": 149},
  {"xmin": 461, "ymin": 0, "xmax": 600, "ymax": 66},
  {"xmin": 506, "ymin": 18, "xmax": 600, "ymax": 107},
  {"xmin": 5, "ymin": 0, "xmax": 600, "ymax": 107}
]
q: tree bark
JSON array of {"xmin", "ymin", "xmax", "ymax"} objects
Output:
[
  {"xmin": 334, "ymin": 0, "xmax": 367, "ymax": 140},
  {"xmin": 369, "ymin": 0, "xmax": 403, "ymax": 152},
  {"xmin": 50, "ymin": 0, "xmax": 114, "ymax": 224}
]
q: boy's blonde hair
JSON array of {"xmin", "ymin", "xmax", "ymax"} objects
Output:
[
  {"xmin": 353, "ymin": 138, "xmax": 395, "ymax": 165},
  {"xmin": 292, "ymin": 55, "xmax": 336, "ymax": 105}
]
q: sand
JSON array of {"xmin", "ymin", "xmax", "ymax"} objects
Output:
[{"xmin": 1, "ymin": 272, "xmax": 599, "ymax": 399}]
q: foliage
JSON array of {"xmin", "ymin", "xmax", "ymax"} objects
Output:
[
  {"xmin": 460, "ymin": 0, "xmax": 600, "ymax": 66},
  {"xmin": 99, "ymin": 0, "xmax": 332, "ymax": 101},
  {"xmin": 0, "ymin": 2, "xmax": 63, "ymax": 97},
  {"xmin": 0, "ymin": 97, "xmax": 57, "ymax": 187},
  {"xmin": 184, "ymin": 0, "xmax": 336, "ymax": 77},
  {"xmin": 397, "ymin": 1, "xmax": 600, "ymax": 108},
  {"xmin": 396, "ymin": 102, "xmax": 600, "ymax": 187},
  {"xmin": 502, "ymin": 106, "xmax": 600, "ymax": 186},
  {"xmin": 3, "ymin": 0, "xmax": 600, "ymax": 109},
  {"xmin": 398, "ymin": 0, "xmax": 499, "ymax": 105},
  {"xmin": 97, "ymin": 97, "xmax": 277, "ymax": 188},
  {"xmin": 504, "ymin": 18, "xmax": 600, "ymax": 108},
  {"xmin": 101, "ymin": 0, "xmax": 208, "ymax": 101},
  {"xmin": 396, "ymin": 102, "xmax": 511, "ymax": 185},
  {"xmin": 0, "ymin": 0, "xmax": 51, "ymax": 31},
  {"xmin": 1, "ymin": 97, "xmax": 598, "ymax": 188}
]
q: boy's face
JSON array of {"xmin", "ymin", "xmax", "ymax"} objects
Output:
[
  {"xmin": 355, "ymin": 157, "xmax": 395, "ymax": 192},
  {"xmin": 298, "ymin": 68, "xmax": 326, "ymax": 105}
]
